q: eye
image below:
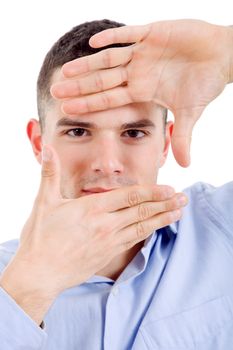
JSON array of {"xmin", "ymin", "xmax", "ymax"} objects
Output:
[
  {"xmin": 66, "ymin": 128, "xmax": 89, "ymax": 137},
  {"xmin": 123, "ymin": 129, "xmax": 147, "ymax": 138}
]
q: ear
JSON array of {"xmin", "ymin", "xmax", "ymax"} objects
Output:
[
  {"xmin": 159, "ymin": 121, "xmax": 173, "ymax": 168},
  {"xmin": 26, "ymin": 119, "xmax": 42, "ymax": 164}
]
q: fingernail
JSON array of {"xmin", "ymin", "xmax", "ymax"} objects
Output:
[
  {"xmin": 42, "ymin": 146, "xmax": 53, "ymax": 162},
  {"xmin": 177, "ymin": 194, "xmax": 187, "ymax": 206}
]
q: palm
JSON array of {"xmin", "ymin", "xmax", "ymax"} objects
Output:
[
  {"xmin": 127, "ymin": 21, "xmax": 227, "ymax": 119},
  {"xmin": 53, "ymin": 19, "xmax": 231, "ymax": 166},
  {"xmin": 130, "ymin": 53, "xmax": 224, "ymax": 111}
]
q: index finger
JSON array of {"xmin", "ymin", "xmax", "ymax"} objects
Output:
[
  {"xmin": 89, "ymin": 24, "xmax": 151, "ymax": 48},
  {"xmin": 62, "ymin": 46, "xmax": 133, "ymax": 78},
  {"xmin": 93, "ymin": 185, "xmax": 175, "ymax": 212}
]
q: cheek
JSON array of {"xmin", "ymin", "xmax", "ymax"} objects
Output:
[
  {"xmin": 52, "ymin": 142, "xmax": 89, "ymax": 176},
  {"xmin": 56, "ymin": 146, "xmax": 90, "ymax": 199},
  {"xmin": 126, "ymin": 144, "xmax": 162, "ymax": 181},
  {"xmin": 133, "ymin": 140, "xmax": 164, "ymax": 164}
]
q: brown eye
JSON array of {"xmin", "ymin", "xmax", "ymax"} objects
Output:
[
  {"xmin": 124, "ymin": 130, "xmax": 146, "ymax": 138},
  {"xmin": 67, "ymin": 128, "xmax": 88, "ymax": 137}
]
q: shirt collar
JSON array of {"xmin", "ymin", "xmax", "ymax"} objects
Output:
[
  {"xmin": 140, "ymin": 223, "xmax": 177, "ymax": 265},
  {"xmin": 116, "ymin": 224, "xmax": 177, "ymax": 284},
  {"xmin": 85, "ymin": 223, "xmax": 177, "ymax": 284}
]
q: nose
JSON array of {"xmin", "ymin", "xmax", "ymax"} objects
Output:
[{"xmin": 90, "ymin": 139, "xmax": 124, "ymax": 175}]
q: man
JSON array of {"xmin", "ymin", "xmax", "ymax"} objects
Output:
[{"xmin": 0, "ymin": 19, "xmax": 232, "ymax": 350}]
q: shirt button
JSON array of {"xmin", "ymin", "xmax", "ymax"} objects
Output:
[{"xmin": 111, "ymin": 287, "xmax": 119, "ymax": 296}]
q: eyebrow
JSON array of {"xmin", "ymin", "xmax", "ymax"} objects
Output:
[{"xmin": 56, "ymin": 117, "xmax": 156, "ymax": 129}]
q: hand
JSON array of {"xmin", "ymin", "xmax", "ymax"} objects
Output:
[
  {"xmin": 51, "ymin": 20, "xmax": 233, "ymax": 167},
  {"xmin": 2, "ymin": 145, "xmax": 187, "ymax": 301}
]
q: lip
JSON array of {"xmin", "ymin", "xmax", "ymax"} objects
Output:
[{"xmin": 82, "ymin": 187, "xmax": 116, "ymax": 194}]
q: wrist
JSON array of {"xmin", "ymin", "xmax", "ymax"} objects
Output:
[{"xmin": 0, "ymin": 259, "xmax": 58, "ymax": 325}]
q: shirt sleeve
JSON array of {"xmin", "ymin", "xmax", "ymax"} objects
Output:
[
  {"xmin": 200, "ymin": 181, "xmax": 233, "ymax": 233},
  {"xmin": 0, "ymin": 286, "xmax": 47, "ymax": 349},
  {"xmin": 186, "ymin": 181, "xmax": 233, "ymax": 244}
]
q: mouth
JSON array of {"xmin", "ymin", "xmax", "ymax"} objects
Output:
[{"xmin": 81, "ymin": 187, "xmax": 116, "ymax": 195}]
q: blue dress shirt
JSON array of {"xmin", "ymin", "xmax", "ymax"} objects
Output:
[{"xmin": 0, "ymin": 181, "xmax": 233, "ymax": 349}]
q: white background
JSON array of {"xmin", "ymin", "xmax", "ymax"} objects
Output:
[{"xmin": 0, "ymin": 0, "xmax": 232, "ymax": 242}]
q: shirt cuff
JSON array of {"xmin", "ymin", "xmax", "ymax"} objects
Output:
[{"xmin": 0, "ymin": 286, "xmax": 47, "ymax": 349}]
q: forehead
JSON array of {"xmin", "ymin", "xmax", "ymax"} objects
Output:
[{"xmin": 46, "ymin": 69, "xmax": 164, "ymax": 129}]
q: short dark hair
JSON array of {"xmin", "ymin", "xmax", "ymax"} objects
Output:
[
  {"xmin": 37, "ymin": 19, "xmax": 127, "ymax": 129},
  {"xmin": 37, "ymin": 19, "xmax": 167, "ymax": 130}
]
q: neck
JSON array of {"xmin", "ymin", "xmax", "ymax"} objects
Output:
[{"xmin": 96, "ymin": 241, "xmax": 145, "ymax": 281}]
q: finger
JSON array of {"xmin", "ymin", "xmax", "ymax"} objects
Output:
[
  {"xmin": 52, "ymin": 66, "xmax": 128, "ymax": 99},
  {"xmin": 36, "ymin": 145, "xmax": 62, "ymax": 205},
  {"xmin": 113, "ymin": 193, "xmax": 187, "ymax": 230},
  {"xmin": 62, "ymin": 46, "xmax": 133, "ymax": 77},
  {"xmin": 118, "ymin": 208, "xmax": 182, "ymax": 251},
  {"xmin": 89, "ymin": 24, "xmax": 150, "ymax": 48},
  {"xmin": 61, "ymin": 86, "xmax": 133, "ymax": 115},
  {"xmin": 92, "ymin": 185, "xmax": 175, "ymax": 213},
  {"xmin": 172, "ymin": 107, "xmax": 204, "ymax": 167}
]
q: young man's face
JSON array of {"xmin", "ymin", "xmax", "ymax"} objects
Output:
[{"xmin": 28, "ymin": 70, "xmax": 172, "ymax": 199}]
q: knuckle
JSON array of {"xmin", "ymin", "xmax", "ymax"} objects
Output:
[
  {"xmin": 127, "ymin": 189, "xmax": 141, "ymax": 207},
  {"xmin": 102, "ymin": 49, "xmax": 112, "ymax": 68},
  {"xmin": 84, "ymin": 98, "xmax": 91, "ymax": 112},
  {"xmin": 41, "ymin": 168, "xmax": 54, "ymax": 178},
  {"xmin": 75, "ymin": 81, "xmax": 82, "ymax": 95},
  {"xmin": 100, "ymin": 92, "xmax": 110, "ymax": 109},
  {"xmin": 112, "ymin": 29, "xmax": 117, "ymax": 43},
  {"xmin": 98, "ymin": 225, "xmax": 109, "ymax": 237},
  {"xmin": 120, "ymin": 67, "xmax": 128, "ymax": 84},
  {"xmin": 94, "ymin": 72, "xmax": 104, "ymax": 91},
  {"xmin": 86, "ymin": 56, "xmax": 90, "ymax": 71},
  {"xmin": 92, "ymin": 219, "xmax": 111, "ymax": 238},
  {"xmin": 136, "ymin": 221, "xmax": 146, "ymax": 240},
  {"xmin": 138, "ymin": 203, "xmax": 150, "ymax": 221}
]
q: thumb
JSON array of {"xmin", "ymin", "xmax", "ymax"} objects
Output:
[
  {"xmin": 37, "ymin": 144, "xmax": 62, "ymax": 205},
  {"xmin": 171, "ymin": 107, "xmax": 204, "ymax": 167}
]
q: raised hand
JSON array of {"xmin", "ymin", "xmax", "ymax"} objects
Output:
[
  {"xmin": 0, "ymin": 145, "xmax": 187, "ymax": 324},
  {"xmin": 51, "ymin": 20, "xmax": 233, "ymax": 166}
]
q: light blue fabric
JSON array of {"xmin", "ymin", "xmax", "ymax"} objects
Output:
[{"xmin": 0, "ymin": 181, "xmax": 233, "ymax": 349}]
